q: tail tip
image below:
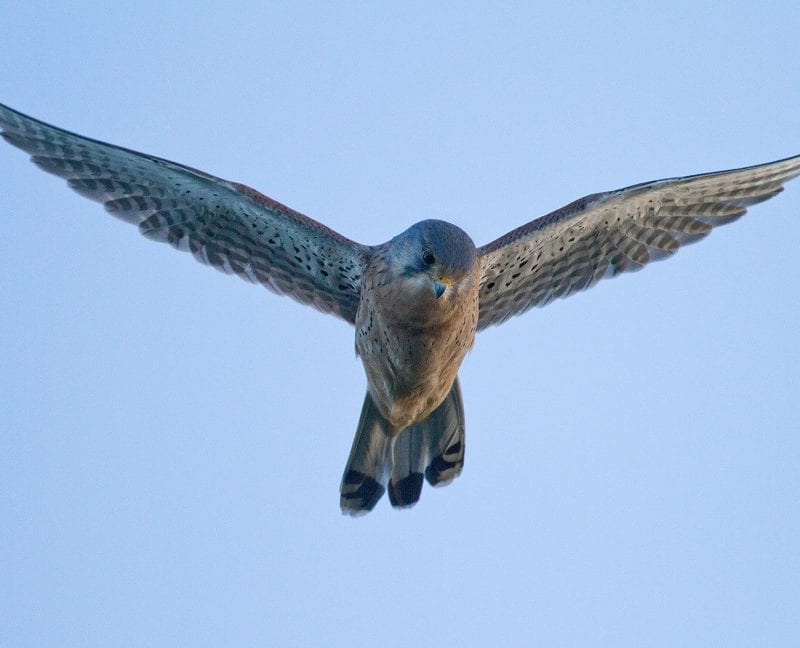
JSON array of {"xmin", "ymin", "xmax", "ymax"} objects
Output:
[
  {"xmin": 388, "ymin": 472, "xmax": 424, "ymax": 508},
  {"xmin": 424, "ymin": 439, "xmax": 464, "ymax": 487},
  {"xmin": 340, "ymin": 470, "xmax": 386, "ymax": 515}
]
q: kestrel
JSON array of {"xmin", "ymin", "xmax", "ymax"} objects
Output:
[{"xmin": 1, "ymin": 103, "xmax": 798, "ymax": 515}]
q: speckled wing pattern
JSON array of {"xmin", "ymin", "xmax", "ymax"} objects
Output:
[
  {"xmin": 477, "ymin": 155, "xmax": 800, "ymax": 330},
  {"xmin": 0, "ymin": 103, "xmax": 365, "ymax": 323}
]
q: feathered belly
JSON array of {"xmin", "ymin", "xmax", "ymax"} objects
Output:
[{"xmin": 356, "ymin": 321, "xmax": 472, "ymax": 431}]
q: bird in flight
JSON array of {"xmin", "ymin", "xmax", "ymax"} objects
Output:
[{"xmin": 1, "ymin": 103, "xmax": 797, "ymax": 515}]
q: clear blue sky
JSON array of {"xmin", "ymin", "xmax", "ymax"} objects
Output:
[{"xmin": 1, "ymin": 3, "xmax": 798, "ymax": 646}]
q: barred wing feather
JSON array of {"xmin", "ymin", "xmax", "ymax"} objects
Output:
[{"xmin": 477, "ymin": 155, "xmax": 800, "ymax": 330}]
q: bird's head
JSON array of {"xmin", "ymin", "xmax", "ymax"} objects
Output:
[{"xmin": 386, "ymin": 219, "xmax": 478, "ymax": 307}]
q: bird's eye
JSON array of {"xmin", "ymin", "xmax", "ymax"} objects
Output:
[{"xmin": 422, "ymin": 249, "xmax": 436, "ymax": 266}]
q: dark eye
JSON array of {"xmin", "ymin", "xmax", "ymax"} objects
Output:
[{"xmin": 422, "ymin": 249, "xmax": 436, "ymax": 266}]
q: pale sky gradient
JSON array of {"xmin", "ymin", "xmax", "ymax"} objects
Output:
[{"xmin": 1, "ymin": 3, "xmax": 799, "ymax": 647}]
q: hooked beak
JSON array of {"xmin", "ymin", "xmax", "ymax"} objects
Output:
[{"xmin": 433, "ymin": 278, "xmax": 451, "ymax": 299}]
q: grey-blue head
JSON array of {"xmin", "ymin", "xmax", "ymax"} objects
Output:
[{"xmin": 389, "ymin": 219, "xmax": 478, "ymax": 299}]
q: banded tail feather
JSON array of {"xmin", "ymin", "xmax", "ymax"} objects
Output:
[{"xmin": 340, "ymin": 378, "xmax": 466, "ymax": 514}]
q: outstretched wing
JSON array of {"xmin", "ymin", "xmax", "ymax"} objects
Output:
[
  {"xmin": 0, "ymin": 103, "xmax": 365, "ymax": 324},
  {"xmin": 477, "ymin": 155, "xmax": 800, "ymax": 330}
]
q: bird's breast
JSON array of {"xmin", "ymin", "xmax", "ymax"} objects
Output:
[{"xmin": 355, "ymin": 281, "xmax": 478, "ymax": 430}]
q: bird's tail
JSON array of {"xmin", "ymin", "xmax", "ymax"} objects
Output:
[{"xmin": 339, "ymin": 378, "xmax": 465, "ymax": 515}]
